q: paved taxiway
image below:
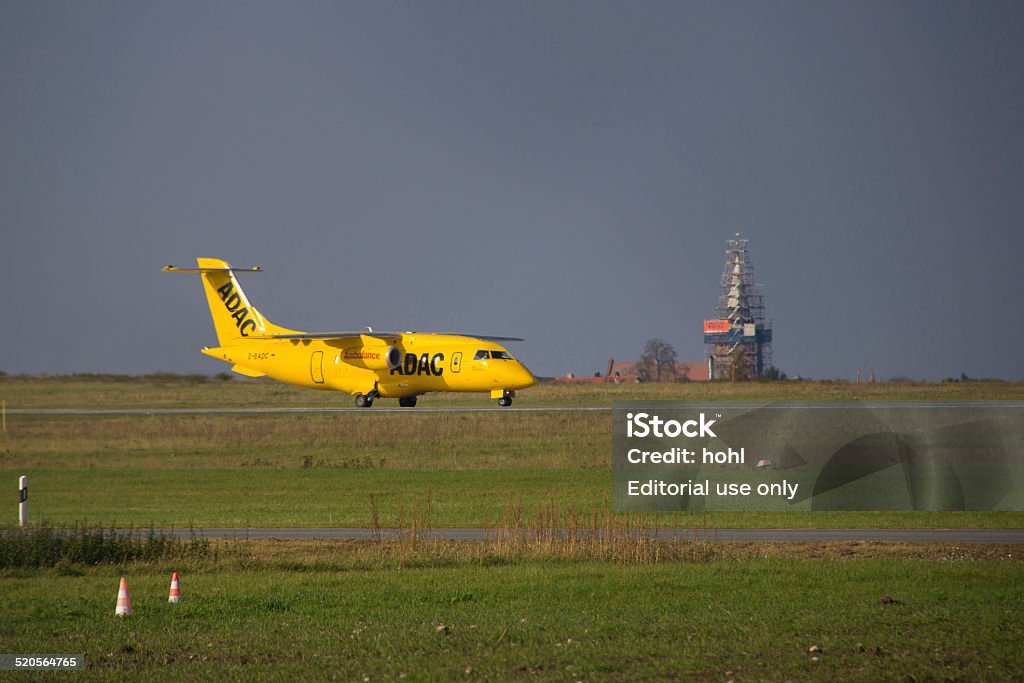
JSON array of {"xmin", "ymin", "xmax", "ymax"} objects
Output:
[
  {"xmin": 9, "ymin": 406, "xmax": 610, "ymax": 415},
  {"xmin": 14, "ymin": 401, "xmax": 1023, "ymax": 415},
  {"xmin": 150, "ymin": 528, "xmax": 1024, "ymax": 543}
]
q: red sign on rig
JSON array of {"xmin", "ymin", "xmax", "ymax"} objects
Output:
[{"xmin": 703, "ymin": 319, "xmax": 730, "ymax": 334}]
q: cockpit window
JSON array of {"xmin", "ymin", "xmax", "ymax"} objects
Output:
[{"xmin": 473, "ymin": 349, "xmax": 514, "ymax": 360}]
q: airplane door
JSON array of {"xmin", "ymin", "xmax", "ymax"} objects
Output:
[
  {"xmin": 310, "ymin": 351, "xmax": 325, "ymax": 384},
  {"xmin": 452, "ymin": 352, "xmax": 462, "ymax": 374}
]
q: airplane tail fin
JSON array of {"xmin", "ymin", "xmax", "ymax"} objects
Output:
[{"xmin": 163, "ymin": 258, "xmax": 297, "ymax": 345}]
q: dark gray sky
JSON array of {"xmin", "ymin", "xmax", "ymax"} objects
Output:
[{"xmin": 2, "ymin": 1, "xmax": 1022, "ymax": 381}]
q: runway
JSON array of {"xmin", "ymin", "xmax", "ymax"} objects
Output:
[
  {"xmin": 153, "ymin": 527, "xmax": 1024, "ymax": 543},
  {"xmin": 8, "ymin": 406, "xmax": 610, "ymax": 415},
  {"xmin": 14, "ymin": 401, "xmax": 1024, "ymax": 416}
]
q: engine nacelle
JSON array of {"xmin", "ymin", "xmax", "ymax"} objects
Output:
[{"xmin": 338, "ymin": 346, "xmax": 402, "ymax": 371}]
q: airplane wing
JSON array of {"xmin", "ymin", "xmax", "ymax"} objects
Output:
[
  {"xmin": 251, "ymin": 331, "xmax": 404, "ymax": 342},
  {"xmin": 250, "ymin": 331, "xmax": 523, "ymax": 343},
  {"xmin": 437, "ymin": 334, "xmax": 525, "ymax": 342}
]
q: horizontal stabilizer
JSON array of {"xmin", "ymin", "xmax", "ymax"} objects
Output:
[{"xmin": 163, "ymin": 265, "xmax": 262, "ymax": 274}]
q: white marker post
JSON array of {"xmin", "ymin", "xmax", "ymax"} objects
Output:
[{"xmin": 19, "ymin": 476, "xmax": 27, "ymax": 528}]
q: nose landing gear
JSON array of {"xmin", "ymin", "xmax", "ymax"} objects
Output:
[{"xmin": 497, "ymin": 390, "xmax": 515, "ymax": 407}]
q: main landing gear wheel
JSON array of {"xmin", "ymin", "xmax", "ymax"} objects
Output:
[
  {"xmin": 398, "ymin": 397, "xmax": 418, "ymax": 408},
  {"xmin": 354, "ymin": 393, "xmax": 373, "ymax": 408}
]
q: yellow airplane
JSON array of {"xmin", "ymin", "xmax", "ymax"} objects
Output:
[{"xmin": 164, "ymin": 258, "xmax": 535, "ymax": 407}]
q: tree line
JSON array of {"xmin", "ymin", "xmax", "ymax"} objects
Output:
[{"xmin": 636, "ymin": 338, "xmax": 785, "ymax": 382}]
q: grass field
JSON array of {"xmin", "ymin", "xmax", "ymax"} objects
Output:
[
  {"xmin": 2, "ymin": 550, "xmax": 1022, "ymax": 681},
  {"xmin": 2, "ymin": 375, "xmax": 1022, "ymax": 528},
  {"xmin": 1, "ymin": 375, "xmax": 1022, "ymax": 680}
]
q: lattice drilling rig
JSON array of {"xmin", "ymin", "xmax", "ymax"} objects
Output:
[{"xmin": 704, "ymin": 235, "xmax": 773, "ymax": 380}]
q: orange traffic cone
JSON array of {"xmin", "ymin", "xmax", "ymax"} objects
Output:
[
  {"xmin": 168, "ymin": 572, "xmax": 181, "ymax": 603},
  {"xmin": 115, "ymin": 577, "xmax": 133, "ymax": 616}
]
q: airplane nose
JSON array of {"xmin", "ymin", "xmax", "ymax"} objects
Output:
[{"xmin": 516, "ymin": 363, "xmax": 536, "ymax": 389}]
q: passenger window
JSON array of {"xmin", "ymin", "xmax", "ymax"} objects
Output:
[{"xmin": 473, "ymin": 350, "xmax": 489, "ymax": 360}]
